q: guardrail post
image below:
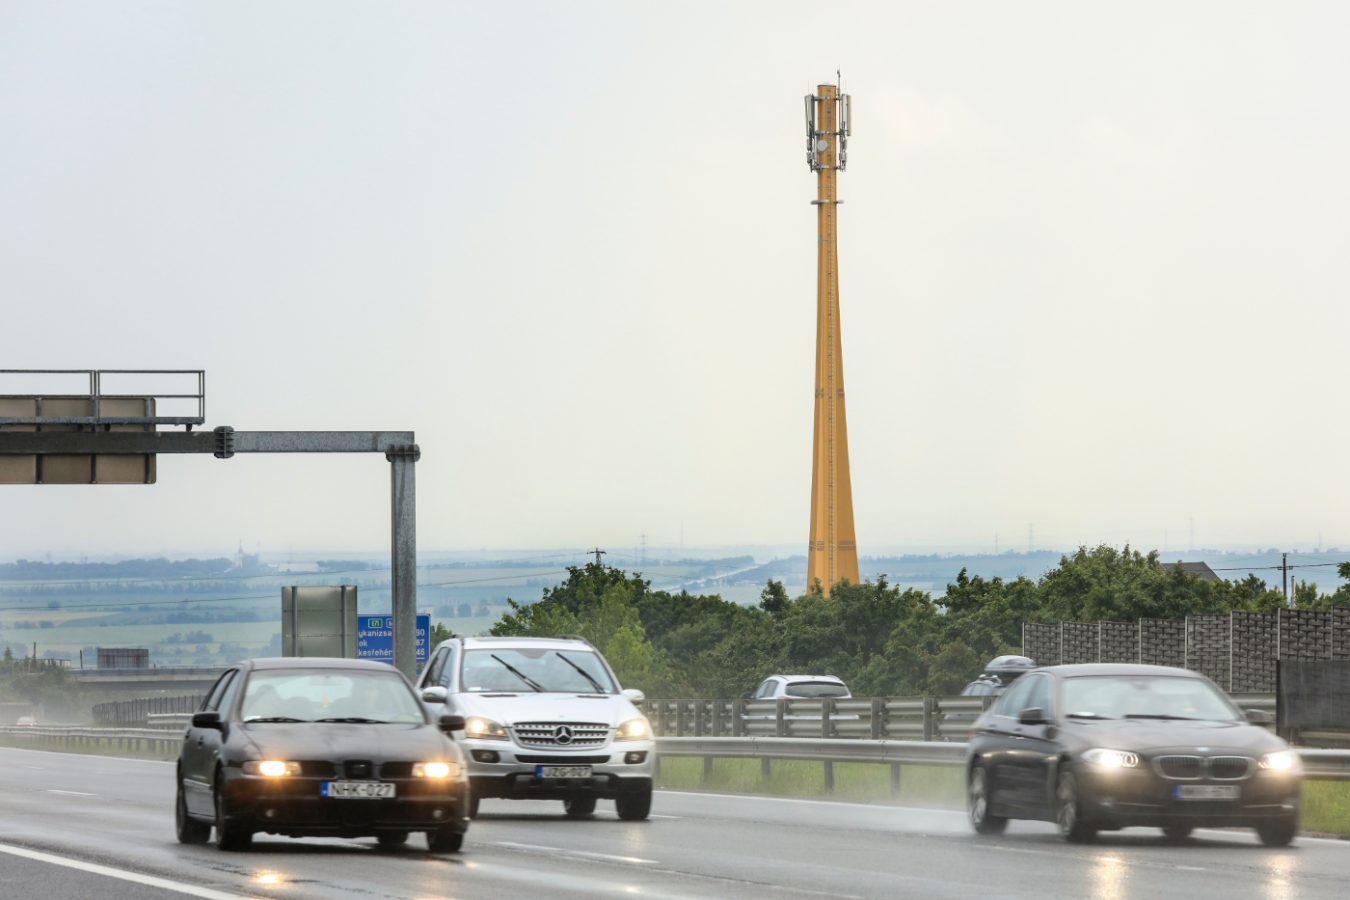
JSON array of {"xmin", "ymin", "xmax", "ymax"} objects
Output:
[
  {"xmin": 822, "ymin": 697, "xmax": 836, "ymax": 793},
  {"xmin": 775, "ymin": 699, "xmax": 786, "ymax": 737},
  {"xmin": 676, "ymin": 701, "xmax": 688, "ymax": 738},
  {"xmin": 733, "ymin": 698, "xmax": 746, "ymax": 737},
  {"xmin": 923, "ymin": 696, "xmax": 936, "ymax": 742},
  {"xmin": 870, "ymin": 697, "xmax": 884, "ymax": 740},
  {"xmin": 890, "ymin": 761, "xmax": 901, "ymax": 797}
]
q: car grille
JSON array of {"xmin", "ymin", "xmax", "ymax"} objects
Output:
[
  {"xmin": 513, "ymin": 722, "xmax": 610, "ymax": 748},
  {"xmin": 1152, "ymin": 754, "xmax": 1254, "ymax": 781},
  {"xmin": 1208, "ymin": 756, "xmax": 1253, "ymax": 780}
]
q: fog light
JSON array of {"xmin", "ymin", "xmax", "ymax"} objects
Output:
[
  {"xmin": 263, "ymin": 808, "xmax": 276, "ymax": 819},
  {"xmin": 432, "ymin": 808, "xmax": 445, "ymax": 820},
  {"xmin": 625, "ymin": 751, "xmax": 647, "ymax": 765},
  {"xmin": 472, "ymin": 750, "xmax": 500, "ymax": 763}
]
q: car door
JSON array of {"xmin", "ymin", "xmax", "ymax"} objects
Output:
[
  {"xmin": 974, "ymin": 673, "xmax": 1036, "ymax": 814},
  {"xmin": 182, "ymin": 667, "xmax": 240, "ymax": 816},
  {"xmin": 999, "ymin": 673, "xmax": 1060, "ymax": 818}
]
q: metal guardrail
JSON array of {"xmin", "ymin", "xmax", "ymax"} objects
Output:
[
  {"xmin": 644, "ymin": 694, "xmax": 1283, "ymax": 742},
  {"xmin": 0, "ymin": 725, "xmax": 182, "ymax": 755},
  {"xmin": 1, "ymin": 726, "xmax": 1346, "ymax": 787}
]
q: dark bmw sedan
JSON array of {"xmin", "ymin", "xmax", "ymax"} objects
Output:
[
  {"xmin": 965, "ymin": 664, "xmax": 1301, "ymax": 845},
  {"xmin": 176, "ymin": 657, "xmax": 469, "ymax": 852}
]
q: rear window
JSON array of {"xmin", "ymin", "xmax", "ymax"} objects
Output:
[
  {"xmin": 960, "ymin": 680, "xmax": 999, "ymax": 697},
  {"xmin": 785, "ymin": 681, "xmax": 850, "ymax": 698}
]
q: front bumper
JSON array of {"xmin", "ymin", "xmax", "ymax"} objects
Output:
[
  {"xmin": 221, "ymin": 772, "xmax": 470, "ymax": 838},
  {"xmin": 461, "ymin": 738, "xmax": 656, "ymax": 800},
  {"xmin": 1077, "ymin": 767, "xmax": 1301, "ymax": 829}
]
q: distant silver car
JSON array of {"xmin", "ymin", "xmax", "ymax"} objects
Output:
[
  {"xmin": 960, "ymin": 656, "xmax": 1037, "ymax": 697},
  {"xmin": 749, "ymin": 674, "xmax": 851, "ymax": 700}
]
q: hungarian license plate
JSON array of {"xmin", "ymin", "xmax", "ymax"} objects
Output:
[
  {"xmin": 321, "ymin": 781, "xmax": 395, "ymax": 799},
  {"xmin": 536, "ymin": 765, "xmax": 592, "ymax": 779},
  {"xmin": 1174, "ymin": 784, "xmax": 1239, "ymax": 801}
]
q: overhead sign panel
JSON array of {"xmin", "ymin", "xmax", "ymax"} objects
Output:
[{"xmin": 0, "ymin": 396, "xmax": 157, "ymax": 484}]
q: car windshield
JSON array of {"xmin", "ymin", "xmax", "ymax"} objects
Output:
[
  {"xmin": 1061, "ymin": 674, "xmax": 1241, "ymax": 722},
  {"xmin": 460, "ymin": 648, "xmax": 617, "ymax": 694},
  {"xmin": 784, "ymin": 681, "xmax": 850, "ymax": 698},
  {"xmin": 240, "ymin": 669, "xmax": 426, "ymax": 724}
]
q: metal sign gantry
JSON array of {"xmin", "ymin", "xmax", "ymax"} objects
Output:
[{"xmin": 0, "ymin": 371, "xmax": 423, "ymax": 679}]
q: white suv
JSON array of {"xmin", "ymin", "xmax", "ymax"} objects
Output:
[{"xmin": 416, "ymin": 636, "xmax": 655, "ymax": 820}]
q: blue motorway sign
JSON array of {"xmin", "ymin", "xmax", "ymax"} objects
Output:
[{"xmin": 357, "ymin": 614, "xmax": 430, "ymax": 669}]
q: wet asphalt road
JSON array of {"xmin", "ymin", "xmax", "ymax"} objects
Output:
[{"xmin": 1, "ymin": 746, "xmax": 1346, "ymax": 899}]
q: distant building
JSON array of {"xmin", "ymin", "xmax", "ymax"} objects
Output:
[{"xmin": 1162, "ymin": 561, "xmax": 1219, "ymax": 582}]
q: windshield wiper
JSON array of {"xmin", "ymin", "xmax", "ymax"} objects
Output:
[
  {"xmin": 1124, "ymin": 714, "xmax": 1197, "ymax": 721},
  {"xmin": 491, "ymin": 654, "xmax": 544, "ymax": 692},
  {"xmin": 243, "ymin": 716, "xmax": 308, "ymax": 723},
  {"xmin": 1066, "ymin": 712, "xmax": 1113, "ymax": 720},
  {"xmin": 555, "ymin": 652, "xmax": 606, "ymax": 694},
  {"xmin": 314, "ymin": 717, "xmax": 388, "ymax": 724}
]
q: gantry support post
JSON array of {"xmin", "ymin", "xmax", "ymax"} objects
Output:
[{"xmin": 387, "ymin": 444, "xmax": 420, "ymax": 680}]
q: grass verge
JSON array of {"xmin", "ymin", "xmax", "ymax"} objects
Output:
[{"xmin": 656, "ymin": 756, "xmax": 1350, "ymax": 837}]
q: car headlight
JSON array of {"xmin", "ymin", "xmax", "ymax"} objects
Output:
[
  {"xmin": 412, "ymin": 761, "xmax": 461, "ymax": 779},
  {"xmin": 243, "ymin": 759, "xmax": 301, "ymax": 777},
  {"xmin": 464, "ymin": 717, "xmax": 509, "ymax": 740},
  {"xmin": 614, "ymin": 718, "xmax": 651, "ymax": 741},
  {"xmin": 1081, "ymin": 748, "xmax": 1140, "ymax": 770},
  {"xmin": 1259, "ymin": 750, "xmax": 1301, "ymax": 773}
]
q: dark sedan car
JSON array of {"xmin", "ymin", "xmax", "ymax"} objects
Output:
[
  {"xmin": 965, "ymin": 663, "xmax": 1301, "ymax": 845},
  {"xmin": 176, "ymin": 657, "xmax": 470, "ymax": 852}
]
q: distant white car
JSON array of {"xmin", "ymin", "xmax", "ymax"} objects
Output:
[
  {"xmin": 416, "ymin": 635, "xmax": 654, "ymax": 821},
  {"xmin": 749, "ymin": 674, "xmax": 851, "ymax": 700},
  {"xmin": 15, "ymin": 716, "xmax": 36, "ymax": 727}
]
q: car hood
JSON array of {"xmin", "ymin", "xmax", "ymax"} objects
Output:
[
  {"xmin": 1065, "ymin": 718, "xmax": 1287, "ymax": 755},
  {"xmin": 239, "ymin": 722, "xmax": 458, "ymax": 762},
  {"xmin": 452, "ymin": 693, "xmax": 640, "ymax": 727}
]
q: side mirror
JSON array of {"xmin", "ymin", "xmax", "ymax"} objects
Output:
[
  {"xmin": 620, "ymin": 688, "xmax": 645, "ymax": 704},
  {"xmin": 1018, "ymin": 707, "xmax": 1048, "ymax": 726},
  {"xmin": 438, "ymin": 714, "xmax": 466, "ymax": 734},
  {"xmin": 1245, "ymin": 709, "xmax": 1274, "ymax": 726},
  {"xmin": 192, "ymin": 711, "xmax": 223, "ymax": 730},
  {"xmin": 421, "ymin": 686, "xmax": 448, "ymax": 704}
]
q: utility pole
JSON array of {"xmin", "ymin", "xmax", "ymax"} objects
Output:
[
  {"xmin": 590, "ymin": 547, "xmax": 606, "ymax": 568},
  {"xmin": 1281, "ymin": 551, "xmax": 1289, "ymax": 607},
  {"xmin": 804, "ymin": 77, "xmax": 858, "ymax": 597}
]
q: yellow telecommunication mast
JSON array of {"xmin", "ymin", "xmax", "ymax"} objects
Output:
[{"xmin": 804, "ymin": 79, "xmax": 859, "ymax": 596}]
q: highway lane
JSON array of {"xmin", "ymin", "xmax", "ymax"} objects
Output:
[{"xmin": 1, "ymin": 746, "xmax": 1347, "ymax": 899}]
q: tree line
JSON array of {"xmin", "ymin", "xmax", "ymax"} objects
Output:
[{"xmin": 488, "ymin": 546, "xmax": 1350, "ymax": 699}]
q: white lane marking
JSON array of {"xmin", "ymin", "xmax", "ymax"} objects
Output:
[
  {"xmin": 493, "ymin": 840, "xmax": 659, "ymax": 865},
  {"xmin": 658, "ymin": 788, "xmax": 964, "ymax": 815},
  {"xmin": 0, "ymin": 842, "xmax": 251, "ymax": 899},
  {"xmin": 45, "ymin": 789, "xmax": 96, "ymax": 797},
  {"xmin": 649, "ymin": 814, "xmax": 682, "ymax": 819}
]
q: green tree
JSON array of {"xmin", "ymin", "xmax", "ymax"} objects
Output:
[{"xmin": 429, "ymin": 622, "xmax": 455, "ymax": 645}]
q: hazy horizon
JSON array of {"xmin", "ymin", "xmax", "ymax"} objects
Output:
[{"xmin": 4, "ymin": 2, "xmax": 1347, "ymax": 557}]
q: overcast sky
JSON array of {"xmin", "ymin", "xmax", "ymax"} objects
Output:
[{"xmin": 2, "ymin": 1, "xmax": 1347, "ymax": 560}]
